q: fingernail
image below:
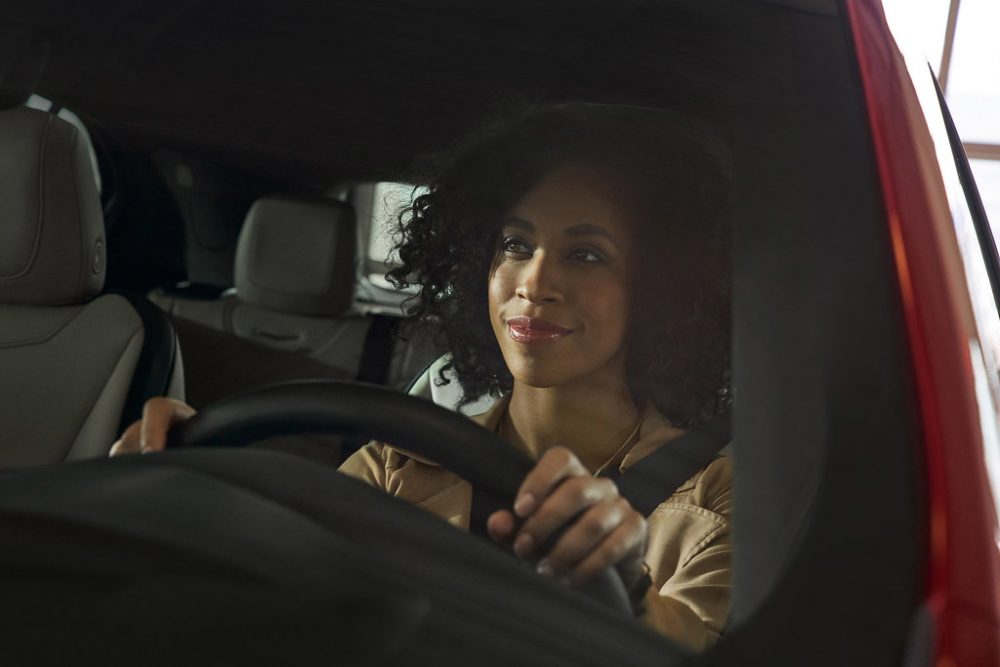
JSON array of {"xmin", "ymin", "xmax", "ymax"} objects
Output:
[
  {"xmin": 536, "ymin": 559, "xmax": 553, "ymax": 577},
  {"xmin": 513, "ymin": 533, "xmax": 534, "ymax": 558},
  {"xmin": 513, "ymin": 493, "xmax": 535, "ymax": 517}
]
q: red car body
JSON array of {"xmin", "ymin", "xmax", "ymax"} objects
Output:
[{"xmin": 849, "ymin": 2, "xmax": 1000, "ymax": 664}]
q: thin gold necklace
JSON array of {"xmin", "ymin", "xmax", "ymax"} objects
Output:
[
  {"xmin": 496, "ymin": 409, "xmax": 643, "ymax": 477},
  {"xmin": 592, "ymin": 417, "xmax": 643, "ymax": 477}
]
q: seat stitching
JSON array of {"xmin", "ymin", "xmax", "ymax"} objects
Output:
[
  {"xmin": 1, "ymin": 115, "xmax": 51, "ymax": 280},
  {"xmin": 0, "ymin": 306, "xmax": 88, "ymax": 348},
  {"xmin": 70, "ymin": 128, "xmax": 87, "ymax": 300}
]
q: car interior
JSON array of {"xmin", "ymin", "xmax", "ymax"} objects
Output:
[
  {"xmin": 0, "ymin": 104, "xmax": 184, "ymax": 467},
  {"xmin": 0, "ymin": 0, "xmax": 935, "ymax": 664}
]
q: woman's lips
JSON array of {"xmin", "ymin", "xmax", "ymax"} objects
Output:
[{"xmin": 506, "ymin": 317, "xmax": 573, "ymax": 345}]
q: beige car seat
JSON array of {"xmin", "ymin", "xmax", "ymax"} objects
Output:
[
  {"xmin": 0, "ymin": 106, "xmax": 184, "ymax": 467},
  {"xmin": 150, "ymin": 195, "xmax": 446, "ymax": 462},
  {"xmin": 149, "ymin": 196, "xmax": 371, "ymax": 407}
]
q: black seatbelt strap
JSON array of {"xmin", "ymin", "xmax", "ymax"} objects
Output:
[
  {"xmin": 113, "ymin": 291, "xmax": 178, "ymax": 436},
  {"xmin": 468, "ymin": 411, "xmax": 732, "ymax": 537},
  {"xmin": 610, "ymin": 410, "xmax": 731, "ymax": 517},
  {"xmin": 355, "ymin": 315, "xmax": 397, "ymax": 385},
  {"xmin": 341, "ymin": 315, "xmax": 399, "ymax": 463}
]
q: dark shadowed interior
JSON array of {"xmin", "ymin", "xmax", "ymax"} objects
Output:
[{"xmin": 0, "ymin": 0, "xmax": 927, "ymax": 664}]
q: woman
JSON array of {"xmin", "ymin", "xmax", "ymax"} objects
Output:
[{"xmin": 112, "ymin": 103, "xmax": 732, "ymax": 651}]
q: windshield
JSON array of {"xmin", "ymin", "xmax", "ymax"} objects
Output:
[{"xmin": 0, "ymin": 1, "xmax": 935, "ymax": 664}]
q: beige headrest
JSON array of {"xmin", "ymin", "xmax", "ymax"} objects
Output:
[
  {"xmin": 0, "ymin": 107, "xmax": 105, "ymax": 305},
  {"xmin": 234, "ymin": 197, "xmax": 356, "ymax": 317}
]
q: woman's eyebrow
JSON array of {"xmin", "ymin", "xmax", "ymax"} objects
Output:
[
  {"xmin": 565, "ymin": 223, "xmax": 621, "ymax": 249},
  {"xmin": 502, "ymin": 217, "xmax": 534, "ymax": 231},
  {"xmin": 503, "ymin": 218, "xmax": 621, "ymax": 249}
]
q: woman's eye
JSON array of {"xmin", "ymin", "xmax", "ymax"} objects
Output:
[
  {"xmin": 568, "ymin": 247, "xmax": 604, "ymax": 263},
  {"xmin": 501, "ymin": 236, "xmax": 532, "ymax": 256}
]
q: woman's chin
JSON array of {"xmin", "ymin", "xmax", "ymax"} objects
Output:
[
  {"xmin": 504, "ymin": 348, "xmax": 629, "ymax": 393},
  {"xmin": 507, "ymin": 361, "xmax": 577, "ymax": 389}
]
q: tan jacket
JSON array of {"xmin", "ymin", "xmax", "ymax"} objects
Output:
[{"xmin": 338, "ymin": 397, "xmax": 732, "ymax": 651}]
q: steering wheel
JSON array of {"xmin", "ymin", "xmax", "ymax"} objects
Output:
[{"xmin": 166, "ymin": 379, "xmax": 633, "ymax": 615}]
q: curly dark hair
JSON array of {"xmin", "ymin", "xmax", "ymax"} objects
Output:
[{"xmin": 388, "ymin": 103, "xmax": 731, "ymax": 428}]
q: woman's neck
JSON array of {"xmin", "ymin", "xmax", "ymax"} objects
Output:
[{"xmin": 503, "ymin": 376, "xmax": 640, "ymax": 473}]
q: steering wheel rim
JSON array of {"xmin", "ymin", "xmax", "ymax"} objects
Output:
[{"xmin": 167, "ymin": 379, "xmax": 634, "ymax": 616}]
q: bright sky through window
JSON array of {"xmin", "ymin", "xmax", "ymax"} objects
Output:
[
  {"xmin": 881, "ymin": 0, "xmax": 953, "ymax": 73},
  {"xmin": 947, "ymin": 0, "xmax": 1000, "ymax": 144},
  {"xmin": 883, "ymin": 0, "xmax": 1000, "ymax": 233}
]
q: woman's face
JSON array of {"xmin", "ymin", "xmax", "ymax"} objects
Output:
[{"xmin": 488, "ymin": 164, "xmax": 634, "ymax": 391}]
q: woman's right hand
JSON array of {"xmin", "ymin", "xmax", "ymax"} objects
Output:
[{"xmin": 109, "ymin": 397, "xmax": 197, "ymax": 456}]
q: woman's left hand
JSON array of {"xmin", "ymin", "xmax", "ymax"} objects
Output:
[{"xmin": 486, "ymin": 446, "xmax": 648, "ymax": 587}]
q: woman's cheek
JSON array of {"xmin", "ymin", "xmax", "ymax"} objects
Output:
[
  {"xmin": 488, "ymin": 264, "xmax": 514, "ymax": 334},
  {"xmin": 583, "ymin": 273, "xmax": 629, "ymax": 322}
]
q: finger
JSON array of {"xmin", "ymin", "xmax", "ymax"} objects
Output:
[
  {"xmin": 139, "ymin": 398, "xmax": 196, "ymax": 453},
  {"xmin": 567, "ymin": 512, "xmax": 646, "ymax": 585},
  {"xmin": 109, "ymin": 421, "xmax": 143, "ymax": 456},
  {"xmin": 513, "ymin": 447, "xmax": 589, "ymax": 518},
  {"xmin": 518, "ymin": 476, "xmax": 618, "ymax": 554},
  {"xmin": 486, "ymin": 509, "xmax": 517, "ymax": 544},
  {"xmin": 537, "ymin": 497, "xmax": 627, "ymax": 577}
]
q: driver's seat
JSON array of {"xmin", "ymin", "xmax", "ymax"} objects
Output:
[{"xmin": 0, "ymin": 106, "xmax": 184, "ymax": 467}]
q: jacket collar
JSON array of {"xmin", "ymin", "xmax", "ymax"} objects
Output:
[
  {"xmin": 397, "ymin": 394, "xmax": 686, "ymax": 472},
  {"xmin": 470, "ymin": 394, "xmax": 686, "ymax": 474}
]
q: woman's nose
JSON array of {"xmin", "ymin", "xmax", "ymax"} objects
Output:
[{"xmin": 515, "ymin": 252, "xmax": 562, "ymax": 303}]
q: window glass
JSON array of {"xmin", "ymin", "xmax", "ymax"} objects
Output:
[
  {"xmin": 923, "ymin": 69, "xmax": 1000, "ymax": 514},
  {"xmin": 360, "ymin": 181, "xmax": 428, "ymax": 293},
  {"xmin": 368, "ymin": 182, "xmax": 428, "ymax": 267},
  {"xmin": 971, "ymin": 158, "xmax": 1000, "ymax": 238},
  {"xmin": 881, "ymin": 0, "xmax": 953, "ymax": 74},
  {"xmin": 946, "ymin": 0, "xmax": 1000, "ymax": 144}
]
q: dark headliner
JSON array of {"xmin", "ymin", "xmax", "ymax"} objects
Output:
[{"xmin": 2, "ymin": 0, "xmax": 838, "ymax": 185}]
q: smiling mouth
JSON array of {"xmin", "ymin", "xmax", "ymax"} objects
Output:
[{"xmin": 506, "ymin": 317, "xmax": 573, "ymax": 345}]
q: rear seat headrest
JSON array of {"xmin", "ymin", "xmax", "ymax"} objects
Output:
[
  {"xmin": 0, "ymin": 107, "xmax": 105, "ymax": 305},
  {"xmin": 234, "ymin": 197, "xmax": 357, "ymax": 317}
]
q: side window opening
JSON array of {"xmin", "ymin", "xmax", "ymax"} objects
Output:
[
  {"xmin": 932, "ymin": 69, "xmax": 1000, "ymax": 515},
  {"xmin": 366, "ymin": 181, "xmax": 428, "ymax": 290},
  {"xmin": 349, "ymin": 181, "xmax": 426, "ymax": 314}
]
